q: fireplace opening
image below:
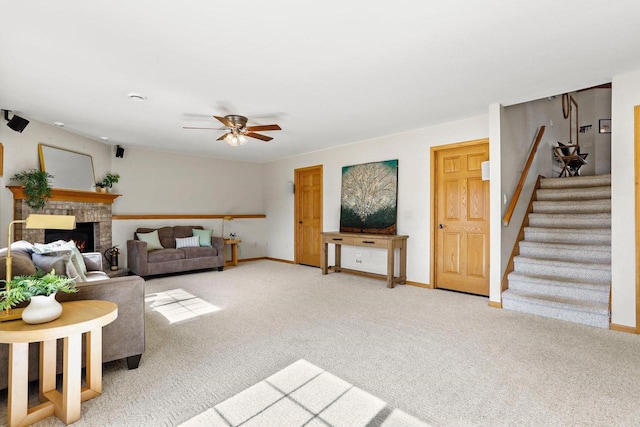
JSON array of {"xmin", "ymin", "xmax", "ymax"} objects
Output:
[{"xmin": 45, "ymin": 222, "xmax": 95, "ymax": 253}]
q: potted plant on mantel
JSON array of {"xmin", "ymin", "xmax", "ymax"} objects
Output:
[
  {"xmin": 95, "ymin": 173, "xmax": 120, "ymax": 193},
  {"xmin": 0, "ymin": 269, "xmax": 77, "ymax": 324},
  {"xmin": 10, "ymin": 169, "xmax": 53, "ymax": 210}
]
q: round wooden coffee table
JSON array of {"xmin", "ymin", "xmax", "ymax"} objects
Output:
[{"xmin": 0, "ymin": 300, "xmax": 117, "ymax": 426}]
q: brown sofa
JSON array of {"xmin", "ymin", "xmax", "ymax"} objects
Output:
[
  {"xmin": 127, "ymin": 225, "xmax": 225, "ymax": 277},
  {"xmin": 0, "ymin": 246, "xmax": 145, "ymax": 391}
]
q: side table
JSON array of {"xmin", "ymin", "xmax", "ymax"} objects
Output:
[
  {"xmin": 0, "ymin": 300, "xmax": 118, "ymax": 426},
  {"xmin": 106, "ymin": 267, "xmax": 130, "ymax": 278},
  {"xmin": 224, "ymin": 239, "xmax": 242, "ymax": 267}
]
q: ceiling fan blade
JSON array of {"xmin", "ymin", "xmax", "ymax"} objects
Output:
[
  {"xmin": 214, "ymin": 115, "xmax": 234, "ymax": 127},
  {"xmin": 217, "ymin": 132, "xmax": 231, "ymax": 141},
  {"xmin": 183, "ymin": 126, "xmax": 225, "ymax": 130},
  {"xmin": 246, "ymin": 124, "xmax": 281, "ymax": 132},
  {"xmin": 246, "ymin": 132, "xmax": 273, "ymax": 142}
]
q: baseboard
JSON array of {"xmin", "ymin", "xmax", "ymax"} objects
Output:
[
  {"xmin": 488, "ymin": 301, "xmax": 503, "ymax": 309},
  {"xmin": 406, "ymin": 280, "xmax": 432, "ymax": 289},
  {"xmin": 263, "ymin": 257, "xmax": 295, "ymax": 264},
  {"xmin": 610, "ymin": 323, "xmax": 638, "ymax": 334},
  {"xmin": 238, "ymin": 257, "xmax": 267, "ymax": 263}
]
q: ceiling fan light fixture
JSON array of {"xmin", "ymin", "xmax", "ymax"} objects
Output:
[
  {"xmin": 225, "ymin": 134, "xmax": 239, "ymax": 147},
  {"xmin": 238, "ymin": 134, "xmax": 248, "ymax": 146}
]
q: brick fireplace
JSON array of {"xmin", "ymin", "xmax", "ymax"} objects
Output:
[{"xmin": 8, "ymin": 186, "xmax": 120, "ymax": 257}]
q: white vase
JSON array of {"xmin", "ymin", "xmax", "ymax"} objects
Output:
[{"xmin": 22, "ymin": 293, "xmax": 63, "ymax": 324}]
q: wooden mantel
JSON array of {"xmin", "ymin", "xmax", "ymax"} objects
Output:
[{"xmin": 7, "ymin": 186, "xmax": 121, "ymax": 204}]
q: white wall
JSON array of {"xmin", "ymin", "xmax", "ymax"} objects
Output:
[
  {"xmin": 610, "ymin": 70, "xmax": 640, "ymax": 327},
  {"xmin": 489, "ymin": 104, "xmax": 503, "ymax": 303},
  {"xmin": 594, "ymin": 90, "xmax": 613, "ymax": 175},
  {"xmin": 263, "ymin": 115, "xmax": 489, "ymax": 285}
]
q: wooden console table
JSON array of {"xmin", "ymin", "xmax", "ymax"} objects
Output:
[
  {"xmin": 321, "ymin": 232, "xmax": 409, "ymax": 288},
  {"xmin": 0, "ymin": 300, "xmax": 118, "ymax": 426}
]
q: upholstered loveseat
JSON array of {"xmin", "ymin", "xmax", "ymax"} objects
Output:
[
  {"xmin": 0, "ymin": 243, "xmax": 146, "ymax": 391},
  {"xmin": 127, "ymin": 226, "xmax": 225, "ymax": 277}
]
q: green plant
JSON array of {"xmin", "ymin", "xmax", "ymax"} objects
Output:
[
  {"xmin": 96, "ymin": 173, "xmax": 120, "ymax": 188},
  {"xmin": 0, "ymin": 269, "xmax": 77, "ymax": 311},
  {"xmin": 10, "ymin": 169, "xmax": 53, "ymax": 210}
]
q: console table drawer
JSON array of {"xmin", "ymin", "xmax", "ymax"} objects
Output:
[
  {"xmin": 326, "ymin": 236, "xmax": 355, "ymax": 245},
  {"xmin": 352, "ymin": 238, "xmax": 387, "ymax": 248}
]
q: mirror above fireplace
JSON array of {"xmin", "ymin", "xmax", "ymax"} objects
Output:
[{"xmin": 38, "ymin": 144, "xmax": 96, "ymax": 191}]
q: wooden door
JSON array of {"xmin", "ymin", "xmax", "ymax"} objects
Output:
[
  {"xmin": 434, "ymin": 141, "xmax": 489, "ymax": 295},
  {"xmin": 295, "ymin": 165, "xmax": 323, "ymax": 267}
]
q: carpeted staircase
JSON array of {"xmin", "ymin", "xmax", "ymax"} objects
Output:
[{"xmin": 502, "ymin": 174, "xmax": 611, "ymax": 328}]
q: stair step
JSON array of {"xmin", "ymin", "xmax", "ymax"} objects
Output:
[
  {"xmin": 540, "ymin": 174, "xmax": 611, "ymax": 189},
  {"xmin": 507, "ymin": 272, "xmax": 610, "ymax": 303},
  {"xmin": 532, "ymin": 199, "xmax": 611, "ymax": 214},
  {"xmin": 518, "ymin": 241, "xmax": 611, "ymax": 263},
  {"xmin": 536, "ymin": 186, "xmax": 611, "ymax": 201},
  {"xmin": 505, "ymin": 174, "xmax": 612, "ymax": 329},
  {"xmin": 528, "ymin": 213, "xmax": 611, "ymax": 229},
  {"xmin": 513, "ymin": 256, "xmax": 610, "ymax": 281},
  {"xmin": 524, "ymin": 227, "xmax": 611, "ymax": 245},
  {"xmin": 502, "ymin": 289, "xmax": 610, "ymax": 328}
]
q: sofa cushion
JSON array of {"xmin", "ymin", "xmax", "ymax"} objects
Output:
[
  {"xmin": 180, "ymin": 246, "xmax": 219, "ymax": 258},
  {"xmin": 192, "ymin": 228, "xmax": 213, "ymax": 247},
  {"xmin": 0, "ymin": 253, "xmax": 37, "ymax": 278},
  {"xmin": 136, "ymin": 230, "xmax": 164, "ymax": 251},
  {"xmin": 174, "ymin": 225, "xmax": 202, "ymax": 238},
  {"xmin": 85, "ymin": 271, "xmax": 110, "ymax": 281},
  {"xmin": 147, "ymin": 249, "xmax": 185, "ymax": 263},
  {"xmin": 176, "ymin": 236, "xmax": 200, "ymax": 249}
]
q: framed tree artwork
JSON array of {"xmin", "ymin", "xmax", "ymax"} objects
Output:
[{"xmin": 340, "ymin": 159, "xmax": 398, "ymax": 235}]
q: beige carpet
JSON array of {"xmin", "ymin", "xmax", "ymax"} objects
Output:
[{"xmin": 2, "ymin": 259, "xmax": 640, "ymax": 426}]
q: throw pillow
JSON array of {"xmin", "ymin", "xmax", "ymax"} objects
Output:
[
  {"xmin": 192, "ymin": 229, "xmax": 213, "ymax": 247},
  {"xmin": 176, "ymin": 235, "xmax": 200, "ymax": 249},
  {"xmin": 32, "ymin": 251, "xmax": 75, "ymax": 278},
  {"xmin": 137, "ymin": 230, "xmax": 164, "ymax": 251},
  {"xmin": 67, "ymin": 240, "xmax": 88, "ymax": 274},
  {"xmin": 34, "ymin": 240, "xmax": 87, "ymax": 281}
]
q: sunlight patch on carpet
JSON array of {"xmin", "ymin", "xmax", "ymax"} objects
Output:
[
  {"xmin": 145, "ymin": 288, "xmax": 221, "ymax": 323},
  {"xmin": 179, "ymin": 359, "xmax": 430, "ymax": 427}
]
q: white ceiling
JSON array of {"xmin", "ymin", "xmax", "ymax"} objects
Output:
[{"xmin": 1, "ymin": 1, "xmax": 639, "ymax": 163}]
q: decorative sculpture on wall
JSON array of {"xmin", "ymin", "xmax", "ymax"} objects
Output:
[{"xmin": 340, "ymin": 159, "xmax": 398, "ymax": 235}]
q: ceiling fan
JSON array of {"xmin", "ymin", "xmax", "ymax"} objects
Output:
[{"xmin": 183, "ymin": 115, "xmax": 281, "ymax": 146}]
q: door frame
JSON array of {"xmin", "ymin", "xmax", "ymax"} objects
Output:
[
  {"xmin": 294, "ymin": 164, "xmax": 323, "ymax": 265},
  {"xmin": 635, "ymin": 105, "xmax": 640, "ymax": 332},
  {"xmin": 430, "ymin": 138, "xmax": 490, "ymax": 290}
]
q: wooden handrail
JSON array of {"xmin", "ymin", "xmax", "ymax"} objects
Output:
[{"xmin": 503, "ymin": 125, "xmax": 545, "ymax": 226}]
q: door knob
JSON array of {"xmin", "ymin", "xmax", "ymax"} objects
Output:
[{"xmin": 438, "ymin": 224, "xmax": 445, "ymax": 229}]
